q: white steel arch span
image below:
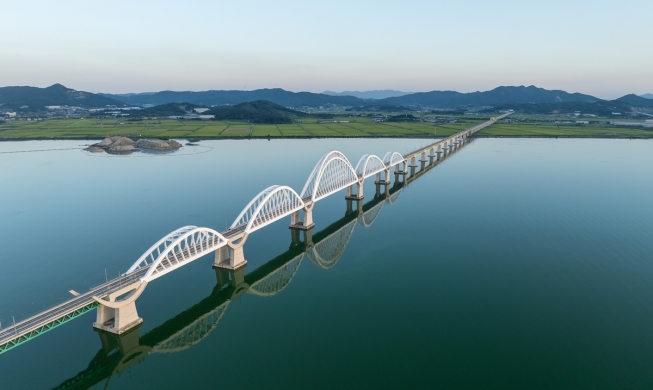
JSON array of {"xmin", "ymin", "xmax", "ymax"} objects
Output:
[
  {"xmin": 382, "ymin": 152, "xmax": 405, "ymax": 167},
  {"xmin": 354, "ymin": 154, "xmax": 386, "ymax": 179},
  {"xmin": 300, "ymin": 150, "xmax": 358, "ymax": 202},
  {"xmin": 231, "ymin": 185, "xmax": 305, "ymax": 234},
  {"xmin": 248, "ymin": 253, "xmax": 304, "ymax": 297},
  {"xmin": 128, "ymin": 227, "xmax": 228, "ymax": 283}
]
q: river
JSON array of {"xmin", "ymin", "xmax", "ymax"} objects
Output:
[{"xmin": 1, "ymin": 138, "xmax": 652, "ymax": 389}]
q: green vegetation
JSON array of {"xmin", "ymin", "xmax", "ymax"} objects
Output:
[
  {"xmin": 205, "ymin": 100, "xmax": 315, "ymax": 124},
  {"xmin": 1, "ymin": 114, "xmax": 651, "ymax": 140}
]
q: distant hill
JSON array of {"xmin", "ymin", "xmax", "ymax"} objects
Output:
[
  {"xmin": 205, "ymin": 100, "xmax": 314, "ymax": 124},
  {"xmin": 0, "ymin": 84, "xmax": 124, "ymax": 109},
  {"xmin": 489, "ymin": 100, "xmax": 633, "ymax": 116},
  {"xmin": 614, "ymin": 94, "xmax": 653, "ymax": 107},
  {"xmin": 322, "ymin": 90, "xmax": 414, "ymax": 99},
  {"xmin": 102, "ymin": 88, "xmax": 366, "ymax": 108},
  {"xmin": 641, "ymin": 94, "xmax": 653, "ymax": 99},
  {"xmin": 377, "ymin": 86, "xmax": 600, "ymax": 107}
]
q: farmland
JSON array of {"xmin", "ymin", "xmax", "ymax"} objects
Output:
[{"xmin": 1, "ymin": 115, "xmax": 651, "ymax": 140}]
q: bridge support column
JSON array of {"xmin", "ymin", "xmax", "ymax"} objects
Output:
[
  {"xmin": 289, "ymin": 202, "xmax": 315, "ymax": 230},
  {"xmin": 420, "ymin": 152, "xmax": 427, "ymax": 169},
  {"xmin": 345, "ymin": 179, "xmax": 364, "ymax": 200},
  {"xmin": 93, "ymin": 281, "xmax": 146, "ymax": 335},
  {"xmin": 375, "ymin": 169, "xmax": 390, "ymax": 186},
  {"xmin": 214, "ymin": 233, "xmax": 248, "ymax": 270}
]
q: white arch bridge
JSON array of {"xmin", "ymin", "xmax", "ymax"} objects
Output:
[{"xmin": 0, "ymin": 113, "xmax": 509, "ymax": 355}]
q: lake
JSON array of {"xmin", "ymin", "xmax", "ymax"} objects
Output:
[{"xmin": 1, "ymin": 137, "xmax": 652, "ymax": 389}]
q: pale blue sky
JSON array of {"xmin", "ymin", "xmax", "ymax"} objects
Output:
[{"xmin": 1, "ymin": 0, "xmax": 651, "ymax": 98}]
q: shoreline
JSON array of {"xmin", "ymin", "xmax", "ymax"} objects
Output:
[{"xmin": 1, "ymin": 134, "xmax": 652, "ymax": 142}]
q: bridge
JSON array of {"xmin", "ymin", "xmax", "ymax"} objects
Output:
[
  {"xmin": 51, "ymin": 132, "xmax": 475, "ymax": 390},
  {"xmin": 0, "ymin": 112, "xmax": 510, "ymax": 355}
]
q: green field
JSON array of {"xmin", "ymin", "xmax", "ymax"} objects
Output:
[{"xmin": 1, "ymin": 116, "xmax": 651, "ymax": 139}]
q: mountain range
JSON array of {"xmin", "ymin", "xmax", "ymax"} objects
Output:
[
  {"xmin": 2, "ymin": 84, "xmax": 653, "ymax": 112},
  {"xmin": 0, "ymin": 84, "xmax": 123, "ymax": 109},
  {"xmin": 322, "ymin": 90, "xmax": 413, "ymax": 99},
  {"xmin": 641, "ymin": 93, "xmax": 653, "ymax": 99}
]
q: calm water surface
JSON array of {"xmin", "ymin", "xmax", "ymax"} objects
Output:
[{"xmin": 1, "ymin": 138, "xmax": 652, "ymax": 389}]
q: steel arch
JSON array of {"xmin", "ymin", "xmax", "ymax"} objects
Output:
[
  {"xmin": 300, "ymin": 150, "xmax": 358, "ymax": 202},
  {"xmin": 142, "ymin": 228, "xmax": 227, "ymax": 282},
  {"xmin": 382, "ymin": 152, "xmax": 405, "ymax": 167},
  {"xmin": 231, "ymin": 185, "xmax": 305, "ymax": 234},
  {"xmin": 354, "ymin": 154, "xmax": 386, "ymax": 179}
]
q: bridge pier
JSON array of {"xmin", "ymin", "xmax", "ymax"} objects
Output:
[
  {"xmin": 214, "ymin": 232, "xmax": 248, "ymax": 270},
  {"xmin": 394, "ymin": 162, "xmax": 407, "ymax": 183},
  {"xmin": 375, "ymin": 169, "xmax": 390, "ymax": 186},
  {"xmin": 289, "ymin": 202, "xmax": 315, "ymax": 230},
  {"xmin": 408, "ymin": 156, "xmax": 418, "ymax": 170},
  {"xmin": 345, "ymin": 179, "xmax": 364, "ymax": 200},
  {"xmin": 93, "ymin": 281, "xmax": 146, "ymax": 335}
]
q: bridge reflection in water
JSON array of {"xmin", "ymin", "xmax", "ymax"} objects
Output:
[{"xmin": 52, "ymin": 138, "xmax": 474, "ymax": 390}]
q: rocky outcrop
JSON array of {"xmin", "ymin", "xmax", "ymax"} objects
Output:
[
  {"xmin": 135, "ymin": 139, "xmax": 182, "ymax": 150},
  {"xmin": 109, "ymin": 137, "xmax": 136, "ymax": 152},
  {"xmin": 85, "ymin": 137, "xmax": 182, "ymax": 154}
]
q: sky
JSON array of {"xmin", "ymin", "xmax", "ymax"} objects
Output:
[{"xmin": 1, "ymin": 0, "xmax": 652, "ymax": 99}]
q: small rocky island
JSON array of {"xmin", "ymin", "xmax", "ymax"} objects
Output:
[{"xmin": 85, "ymin": 137, "xmax": 182, "ymax": 154}]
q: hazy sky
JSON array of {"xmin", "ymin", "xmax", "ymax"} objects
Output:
[{"xmin": 1, "ymin": 0, "xmax": 652, "ymax": 98}]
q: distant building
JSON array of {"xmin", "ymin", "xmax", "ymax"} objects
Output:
[
  {"xmin": 194, "ymin": 108, "xmax": 210, "ymax": 113},
  {"xmin": 612, "ymin": 112, "xmax": 621, "ymax": 115},
  {"xmin": 4, "ymin": 112, "xmax": 16, "ymax": 117},
  {"xmin": 46, "ymin": 106, "xmax": 61, "ymax": 110}
]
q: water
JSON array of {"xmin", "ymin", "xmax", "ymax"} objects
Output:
[{"xmin": 1, "ymin": 138, "xmax": 652, "ymax": 389}]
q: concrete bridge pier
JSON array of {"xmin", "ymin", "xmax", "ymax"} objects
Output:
[
  {"xmin": 375, "ymin": 182, "xmax": 389, "ymax": 198},
  {"xmin": 214, "ymin": 232, "xmax": 248, "ymax": 270},
  {"xmin": 420, "ymin": 152, "xmax": 428, "ymax": 169},
  {"xmin": 289, "ymin": 202, "xmax": 315, "ymax": 230},
  {"xmin": 375, "ymin": 169, "xmax": 391, "ymax": 186},
  {"xmin": 345, "ymin": 179, "xmax": 364, "ymax": 200},
  {"xmin": 93, "ymin": 281, "xmax": 147, "ymax": 335},
  {"xmin": 394, "ymin": 163, "xmax": 407, "ymax": 183},
  {"xmin": 408, "ymin": 156, "xmax": 418, "ymax": 170}
]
